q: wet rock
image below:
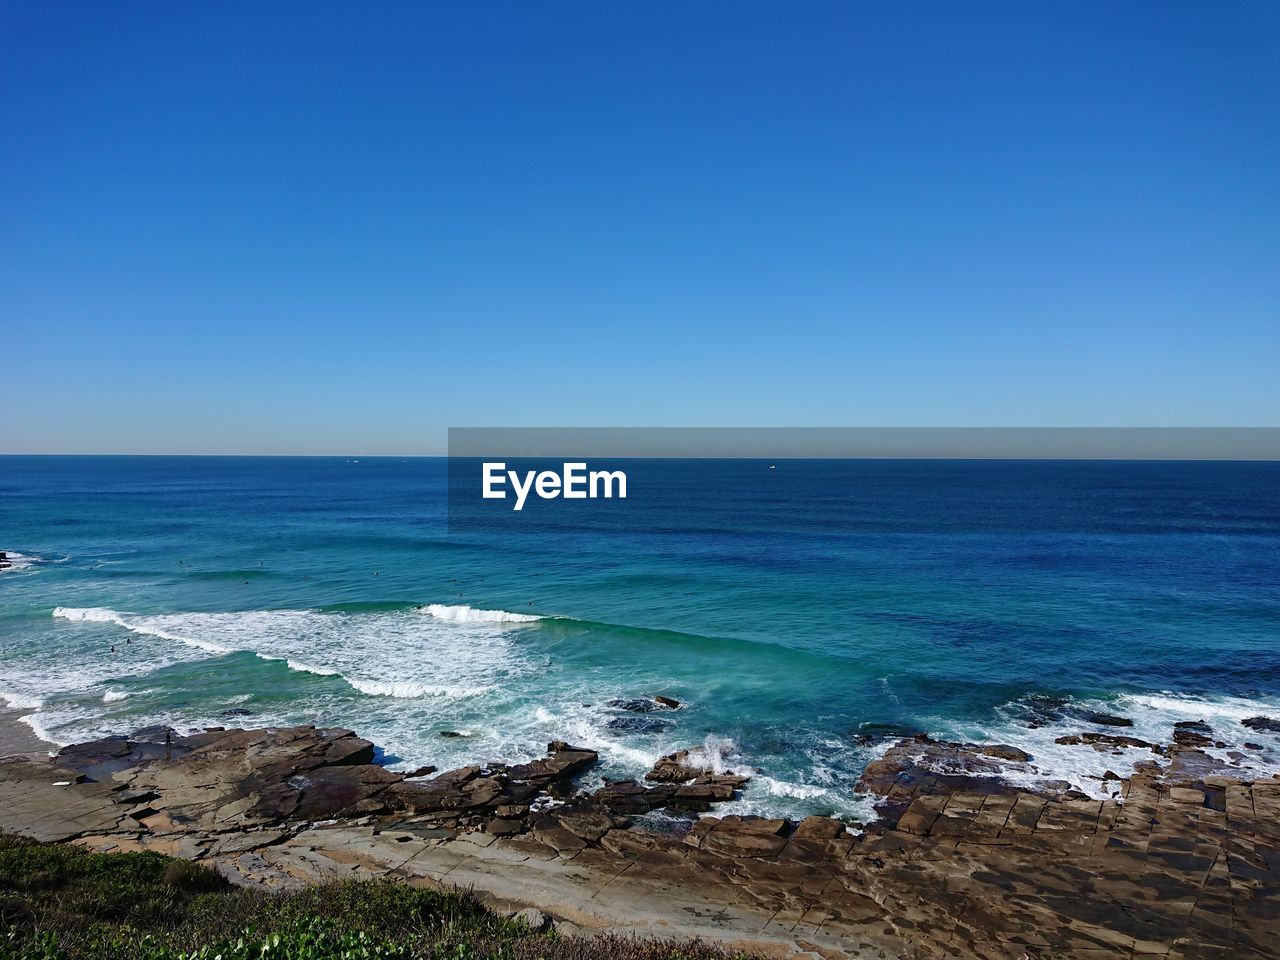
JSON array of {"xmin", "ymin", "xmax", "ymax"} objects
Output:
[
  {"xmin": 1055, "ymin": 732, "xmax": 1159, "ymax": 752},
  {"xmin": 654, "ymin": 696, "xmax": 681, "ymax": 710},
  {"xmin": 1173, "ymin": 721, "xmax": 1215, "ymax": 748},
  {"xmin": 7, "ymin": 721, "xmax": 1280, "ymax": 960},
  {"xmin": 221, "ymin": 708, "xmax": 254, "ymax": 718},
  {"xmin": 54, "ymin": 726, "xmax": 386, "ymax": 828},
  {"xmin": 1242, "ymin": 716, "xmax": 1280, "ymax": 733},
  {"xmin": 508, "ymin": 745, "xmax": 597, "ymax": 786},
  {"xmin": 588, "ymin": 779, "xmax": 670, "ymax": 814},
  {"xmin": 607, "ymin": 698, "xmax": 662, "ymax": 713},
  {"xmin": 57, "ymin": 735, "xmax": 169, "ymax": 779},
  {"xmin": 851, "ymin": 721, "xmax": 925, "ymax": 745},
  {"xmin": 1079, "ymin": 711, "xmax": 1133, "ymax": 727},
  {"xmin": 605, "ymin": 716, "xmax": 672, "ymax": 735},
  {"xmin": 646, "ymin": 751, "xmax": 702, "ymax": 783},
  {"xmin": 1012, "ymin": 694, "xmax": 1070, "ymax": 728},
  {"xmin": 858, "ymin": 736, "xmax": 1044, "ymax": 802},
  {"xmin": 384, "ymin": 756, "xmax": 557, "ymax": 823},
  {"xmin": 645, "ymin": 749, "xmax": 745, "ymax": 785},
  {"xmin": 975, "ymin": 743, "xmax": 1031, "ymax": 762},
  {"xmin": 1168, "ymin": 746, "xmax": 1236, "ymax": 781},
  {"xmin": 253, "ymin": 757, "xmax": 395, "ymax": 820},
  {"xmin": 439, "ymin": 730, "xmax": 467, "ymax": 738},
  {"xmin": 670, "ymin": 781, "xmax": 731, "ymax": 812}
]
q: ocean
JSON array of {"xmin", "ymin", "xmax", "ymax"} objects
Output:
[{"xmin": 2, "ymin": 455, "xmax": 1278, "ymax": 821}]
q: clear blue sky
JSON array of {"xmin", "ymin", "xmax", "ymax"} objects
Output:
[{"xmin": 3, "ymin": 2, "xmax": 1277, "ymax": 454}]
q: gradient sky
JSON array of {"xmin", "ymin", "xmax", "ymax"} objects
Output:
[{"xmin": 3, "ymin": 2, "xmax": 1278, "ymax": 454}]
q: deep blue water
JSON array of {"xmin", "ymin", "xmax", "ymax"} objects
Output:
[{"xmin": 2, "ymin": 456, "xmax": 1278, "ymax": 819}]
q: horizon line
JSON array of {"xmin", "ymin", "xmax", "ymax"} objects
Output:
[{"xmin": 3, "ymin": 453, "xmax": 1280, "ymax": 463}]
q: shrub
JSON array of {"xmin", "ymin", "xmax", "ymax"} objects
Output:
[{"xmin": 0, "ymin": 834, "xmax": 756, "ymax": 960}]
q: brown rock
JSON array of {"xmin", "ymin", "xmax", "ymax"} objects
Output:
[
  {"xmin": 1241, "ymin": 716, "xmax": 1280, "ymax": 733},
  {"xmin": 485, "ymin": 817, "xmax": 525, "ymax": 835},
  {"xmin": 279, "ymin": 763, "xmax": 399, "ymax": 820},
  {"xmin": 645, "ymin": 750, "xmax": 704, "ymax": 783},
  {"xmin": 976, "ymin": 744, "xmax": 1032, "ymax": 762},
  {"xmin": 793, "ymin": 815, "xmax": 845, "ymax": 840},
  {"xmin": 858, "ymin": 736, "xmax": 1042, "ymax": 801},
  {"xmin": 645, "ymin": 749, "xmax": 746, "ymax": 785},
  {"xmin": 510, "ymin": 746, "xmax": 598, "ymax": 785},
  {"xmin": 1054, "ymin": 732, "xmax": 1159, "ymax": 751},
  {"xmin": 7, "ymin": 721, "xmax": 1280, "ymax": 960},
  {"xmin": 700, "ymin": 816, "xmax": 789, "ymax": 859},
  {"xmin": 588, "ymin": 779, "xmax": 676, "ymax": 814},
  {"xmin": 555, "ymin": 809, "xmax": 616, "ymax": 842}
]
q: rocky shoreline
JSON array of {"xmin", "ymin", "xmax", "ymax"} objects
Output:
[{"xmin": 1, "ymin": 717, "xmax": 1278, "ymax": 959}]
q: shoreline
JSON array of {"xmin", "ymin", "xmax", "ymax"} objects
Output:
[
  {"xmin": 1, "ymin": 719, "xmax": 1277, "ymax": 957},
  {"xmin": 0, "ymin": 708, "xmax": 57, "ymax": 757}
]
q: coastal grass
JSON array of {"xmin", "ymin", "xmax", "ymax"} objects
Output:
[{"xmin": 0, "ymin": 834, "xmax": 751, "ymax": 960}]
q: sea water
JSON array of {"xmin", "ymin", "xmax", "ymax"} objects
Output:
[{"xmin": 2, "ymin": 455, "xmax": 1278, "ymax": 820}]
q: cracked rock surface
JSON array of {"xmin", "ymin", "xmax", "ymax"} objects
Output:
[{"xmin": 2, "ymin": 724, "xmax": 1277, "ymax": 959}]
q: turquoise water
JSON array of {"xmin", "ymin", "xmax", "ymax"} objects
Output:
[{"xmin": 2, "ymin": 455, "xmax": 1279, "ymax": 820}]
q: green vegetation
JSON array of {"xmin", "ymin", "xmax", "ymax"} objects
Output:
[{"xmin": 0, "ymin": 834, "xmax": 747, "ymax": 960}]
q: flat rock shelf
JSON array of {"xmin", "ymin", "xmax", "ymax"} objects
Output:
[{"xmin": 1, "ymin": 723, "xmax": 1277, "ymax": 959}]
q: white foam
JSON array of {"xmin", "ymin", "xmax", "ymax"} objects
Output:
[
  {"xmin": 283, "ymin": 659, "xmax": 340, "ymax": 677},
  {"xmin": 0, "ymin": 551, "xmax": 37, "ymax": 573},
  {"xmin": 102, "ymin": 689, "xmax": 132, "ymax": 703},
  {"xmin": 0, "ymin": 690, "xmax": 44, "ymax": 711},
  {"xmin": 683, "ymin": 734, "xmax": 738, "ymax": 775},
  {"xmin": 754, "ymin": 776, "xmax": 830, "ymax": 800},
  {"xmin": 3, "ymin": 611, "xmax": 210, "ymax": 725},
  {"xmin": 345, "ymin": 678, "xmax": 495, "ymax": 699},
  {"xmin": 18, "ymin": 712, "xmax": 63, "ymax": 747},
  {"xmin": 938, "ymin": 689, "xmax": 1280, "ymax": 800},
  {"xmin": 715, "ymin": 770, "xmax": 878, "ymax": 823},
  {"xmin": 53, "ymin": 606, "xmax": 117, "ymax": 623},
  {"xmin": 421, "ymin": 603, "xmax": 543, "ymax": 624},
  {"xmin": 1119, "ymin": 691, "xmax": 1277, "ymax": 723},
  {"xmin": 532, "ymin": 704, "xmax": 665, "ymax": 769},
  {"xmin": 53, "ymin": 607, "xmax": 233, "ymax": 654},
  {"xmin": 52, "ymin": 604, "xmax": 532, "ymax": 707},
  {"xmin": 253, "ymin": 654, "xmax": 341, "ymax": 677}
]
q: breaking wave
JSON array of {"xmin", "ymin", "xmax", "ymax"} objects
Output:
[
  {"xmin": 50, "ymin": 604, "xmax": 530, "ymax": 705},
  {"xmin": 421, "ymin": 603, "xmax": 543, "ymax": 624},
  {"xmin": 0, "ymin": 551, "xmax": 38, "ymax": 573},
  {"xmin": 345, "ymin": 678, "xmax": 496, "ymax": 699},
  {"xmin": 0, "ymin": 690, "xmax": 44, "ymax": 711},
  {"xmin": 53, "ymin": 607, "xmax": 233, "ymax": 654}
]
